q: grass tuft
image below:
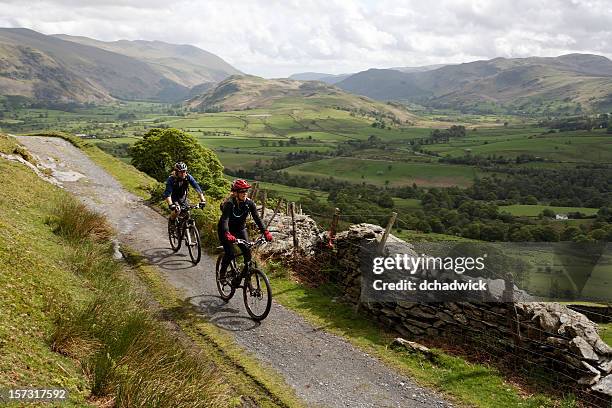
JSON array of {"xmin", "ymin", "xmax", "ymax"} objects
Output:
[{"xmin": 47, "ymin": 199, "xmax": 113, "ymax": 242}]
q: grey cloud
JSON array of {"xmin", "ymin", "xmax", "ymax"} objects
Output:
[{"xmin": 0, "ymin": 0, "xmax": 611, "ymax": 77}]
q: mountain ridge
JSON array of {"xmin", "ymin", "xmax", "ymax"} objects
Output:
[
  {"xmin": 335, "ymin": 53, "xmax": 612, "ymax": 113},
  {"xmin": 0, "ymin": 28, "xmax": 240, "ymax": 103}
]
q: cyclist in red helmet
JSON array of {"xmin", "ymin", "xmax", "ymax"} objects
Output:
[{"xmin": 218, "ymin": 179, "xmax": 273, "ymax": 284}]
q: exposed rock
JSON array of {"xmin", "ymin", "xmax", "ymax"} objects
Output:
[
  {"xmin": 578, "ymin": 361, "xmax": 601, "ymax": 385},
  {"xmin": 570, "ymin": 337, "xmax": 599, "ymax": 361},
  {"xmin": 390, "ymin": 338, "xmax": 436, "ymax": 360},
  {"xmin": 598, "ymin": 358, "xmax": 612, "ymax": 373},
  {"xmin": 592, "ymin": 374, "xmax": 612, "ymax": 397},
  {"xmin": 593, "ymin": 339, "xmax": 612, "ymax": 357}
]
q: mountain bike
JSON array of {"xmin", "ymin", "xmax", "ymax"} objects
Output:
[
  {"xmin": 215, "ymin": 237, "xmax": 272, "ymax": 321},
  {"xmin": 168, "ymin": 203, "xmax": 202, "ymax": 264}
]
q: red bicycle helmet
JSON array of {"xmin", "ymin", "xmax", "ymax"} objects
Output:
[{"xmin": 231, "ymin": 179, "xmax": 252, "ymax": 191}]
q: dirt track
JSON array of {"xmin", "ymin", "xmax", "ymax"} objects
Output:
[{"xmin": 16, "ymin": 136, "xmax": 452, "ymax": 408}]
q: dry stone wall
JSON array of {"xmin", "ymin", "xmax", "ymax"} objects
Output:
[{"xmin": 331, "ymin": 223, "xmax": 612, "ymax": 398}]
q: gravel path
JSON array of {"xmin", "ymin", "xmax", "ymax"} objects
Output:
[{"xmin": 16, "ymin": 136, "xmax": 453, "ymax": 408}]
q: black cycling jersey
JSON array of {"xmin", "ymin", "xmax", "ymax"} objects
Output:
[{"xmin": 218, "ymin": 196, "xmax": 265, "ymax": 235}]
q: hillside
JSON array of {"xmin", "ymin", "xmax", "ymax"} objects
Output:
[
  {"xmin": 0, "ymin": 28, "xmax": 239, "ymax": 103},
  {"xmin": 53, "ymin": 34, "xmax": 241, "ymax": 87},
  {"xmin": 288, "ymin": 72, "xmax": 351, "ymax": 84},
  {"xmin": 336, "ymin": 54, "xmax": 612, "ymax": 113},
  {"xmin": 187, "ymin": 74, "xmax": 417, "ymax": 122}
]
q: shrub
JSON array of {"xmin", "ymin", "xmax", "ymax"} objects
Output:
[{"xmin": 130, "ymin": 128, "xmax": 229, "ymax": 199}]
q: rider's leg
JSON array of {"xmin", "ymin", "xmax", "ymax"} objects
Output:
[
  {"xmin": 219, "ymin": 240, "xmax": 234, "ymax": 281},
  {"xmin": 236, "ymin": 229, "xmax": 251, "ymax": 266}
]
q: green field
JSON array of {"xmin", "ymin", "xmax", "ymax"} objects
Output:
[
  {"xmin": 500, "ymin": 205, "xmax": 599, "ymax": 217},
  {"xmin": 284, "ymin": 157, "xmax": 481, "ymax": 187},
  {"xmin": 427, "ymin": 128, "xmax": 612, "ymax": 163},
  {"xmin": 256, "ymin": 181, "xmax": 329, "ymax": 203}
]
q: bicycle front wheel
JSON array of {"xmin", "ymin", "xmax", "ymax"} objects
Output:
[
  {"xmin": 243, "ymin": 268, "xmax": 272, "ymax": 321},
  {"xmin": 168, "ymin": 218, "xmax": 181, "ymax": 252},
  {"xmin": 186, "ymin": 224, "xmax": 201, "ymax": 264}
]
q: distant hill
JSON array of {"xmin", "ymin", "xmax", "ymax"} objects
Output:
[
  {"xmin": 389, "ymin": 64, "xmax": 447, "ymax": 73},
  {"xmin": 288, "ymin": 72, "xmax": 352, "ymax": 84},
  {"xmin": 336, "ymin": 54, "xmax": 612, "ymax": 113},
  {"xmin": 187, "ymin": 75, "xmax": 417, "ymax": 122},
  {"xmin": 288, "ymin": 65, "xmax": 444, "ymax": 84},
  {"xmin": 0, "ymin": 28, "xmax": 240, "ymax": 103},
  {"xmin": 53, "ymin": 34, "xmax": 241, "ymax": 87}
]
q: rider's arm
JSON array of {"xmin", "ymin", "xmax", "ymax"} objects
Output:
[
  {"xmin": 248, "ymin": 199, "xmax": 266, "ymax": 233},
  {"xmin": 220, "ymin": 200, "xmax": 232, "ymax": 234},
  {"xmin": 187, "ymin": 174, "xmax": 206, "ymax": 202},
  {"xmin": 163, "ymin": 177, "xmax": 174, "ymax": 206}
]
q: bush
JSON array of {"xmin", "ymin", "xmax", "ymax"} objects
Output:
[{"xmin": 130, "ymin": 128, "xmax": 229, "ymax": 199}]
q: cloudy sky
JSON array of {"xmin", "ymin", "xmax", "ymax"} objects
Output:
[{"xmin": 1, "ymin": 0, "xmax": 611, "ymax": 77}]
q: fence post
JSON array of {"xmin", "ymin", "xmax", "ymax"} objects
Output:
[
  {"xmin": 260, "ymin": 190, "xmax": 267, "ymax": 217},
  {"xmin": 503, "ymin": 272, "xmax": 521, "ymax": 346},
  {"xmin": 329, "ymin": 208, "xmax": 340, "ymax": 243},
  {"xmin": 286, "ymin": 201, "xmax": 290, "ymax": 215},
  {"xmin": 377, "ymin": 212, "xmax": 397, "ymax": 255},
  {"xmin": 290, "ymin": 202, "xmax": 298, "ymax": 249},
  {"xmin": 251, "ymin": 182, "xmax": 259, "ymax": 200}
]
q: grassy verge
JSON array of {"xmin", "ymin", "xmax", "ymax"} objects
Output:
[
  {"xmin": 265, "ymin": 268, "xmax": 576, "ymax": 408},
  {"xmin": 0, "ymin": 151, "xmax": 91, "ymax": 406}
]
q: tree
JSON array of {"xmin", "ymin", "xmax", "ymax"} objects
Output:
[
  {"xmin": 541, "ymin": 208, "xmax": 556, "ymax": 218},
  {"xmin": 130, "ymin": 128, "xmax": 229, "ymax": 198}
]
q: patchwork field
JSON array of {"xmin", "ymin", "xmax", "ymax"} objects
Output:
[
  {"xmin": 500, "ymin": 204, "xmax": 600, "ymax": 217},
  {"xmin": 283, "ymin": 157, "xmax": 481, "ymax": 187}
]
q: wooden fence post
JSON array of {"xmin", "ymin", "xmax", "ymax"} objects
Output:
[
  {"xmin": 377, "ymin": 212, "xmax": 397, "ymax": 255},
  {"xmin": 251, "ymin": 182, "xmax": 259, "ymax": 200},
  {"xmin": 329, "ymin": 208, "xmax": 340, "ymax": 243},
  {"xmin": 260, "ymin": 190, "xmax": 267, "ymax": 217},
  {"xmin": 290, "ymin": 202, "xmax": 298, "ymax": 249}
]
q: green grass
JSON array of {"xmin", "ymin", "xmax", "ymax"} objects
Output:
[
  {"xmin": 0, "ymin": 159, "xmax": 92, "ymax": 406},
  {"xmin": 599, "ymin": 323, "xmax": 612, "ymax": 346},
  {"xmin": 500, "ymin": 205, "xmax": 599, "ymax": 217},
  {"xmin": 392, "ymin": 198, "xmax": 422, "ymax": 211},
  {"xmin": 392, "ymin": 229, "xmax": 475, "ymax": 242},
  {"xmin": 284, "ymin": 157, "xmax": 481, "ymax": 187},
  {"xmin": 256, "ymin": 180, "xmax": 329, "ymax": 203},
  {"xmin": 266, "ymin": 273, "xmax": 566, "ymax": 408},
  {"xmin": 214, "ymin": 151, "xmax": 276, "ymax": 171}
]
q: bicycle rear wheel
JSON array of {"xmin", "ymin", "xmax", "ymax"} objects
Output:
[
  {"xmin": 168, "ymin": 218, "xmax": 181, "ymax": 252},
  {"xmin": 216, "ymin": 254, "xmax": 236, "ymax": 301},
  {"xmin": 186, "ymin": 223, "xmax": 201, "ymax": 264},
  {"xmin": 243, "ymin": 268, "xmax": 272, "ymax": 321}
]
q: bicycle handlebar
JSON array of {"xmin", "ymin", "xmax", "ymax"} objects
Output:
[{"xmin": 234, "ymin": 237, "xmax": 266, "ymax": 248}]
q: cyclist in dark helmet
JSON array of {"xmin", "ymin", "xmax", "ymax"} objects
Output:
[
  {"xmin": 163, "ymin": 162, "xmax": 206, "ymax": 223},
  {"xmin": 218, "ymin": 179, "xmax": 273, "ymax": 284}
]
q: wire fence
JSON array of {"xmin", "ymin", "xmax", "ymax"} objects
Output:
[{"xmin": 254, "ymin": 194, "xmax": 611, "ymax": 406}]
